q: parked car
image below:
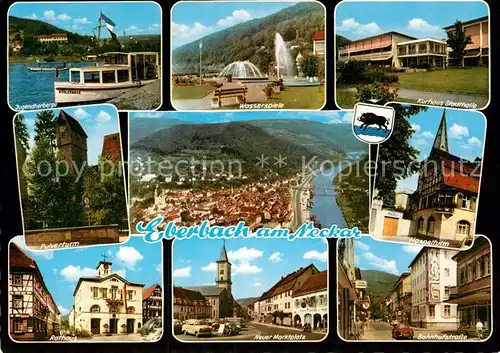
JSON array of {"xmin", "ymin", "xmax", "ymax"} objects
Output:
[
  {"xmin": 221, "ymin": 322, "xmax": 240, "ymax": 336},
  {"xmin": 173, "ymin": 319, "xmax": 183, "ymax": 334},
  {"xmin": 182, "ymin": 319, "xmax": 213, "ymax": 337},
  {"xmin": 141, "ymin": 317, "xmax": 162, "ymax": 336},
  {"xmin": 392, "ymin": 323, "xmax": 414, "ymax": 340}
]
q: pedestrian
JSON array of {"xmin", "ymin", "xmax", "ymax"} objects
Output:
[{"xmin": 476, "ymin": 320, "xmax": 484, "ymax": 340}]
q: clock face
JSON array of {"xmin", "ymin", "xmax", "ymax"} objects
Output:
[{"xmin": 104, "ymin": 264, "xmax": 109, "ymax": 269}]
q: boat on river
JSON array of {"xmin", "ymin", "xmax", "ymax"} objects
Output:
[
  {"xmin": 54, "ymin": 51, "xmax": 160, "ymax": 106},
  {"xmin": 27, "ymin": 62, "xmax": 70, "ymax": 72}
]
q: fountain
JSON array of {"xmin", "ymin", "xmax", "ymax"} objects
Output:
[
  {"xmin": 219, "ymin": 60, "xmax": 265, "ymax": 80},
  {"xmin": 274, "ymin": 32, "xmax": 294, "ymax": 78}
]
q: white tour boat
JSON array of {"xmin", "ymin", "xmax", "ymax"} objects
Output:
[{"xmin": 54, "ymin": 51, "xmax": 160, "ymax": 106}]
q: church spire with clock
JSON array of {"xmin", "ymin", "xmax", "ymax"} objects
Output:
[
  {"xmin": 96, "ymin": 253, "xmax": 112, "ymax": 278},
  {"xmin": 215, "ymin": 240, "xmax": 232, "ymax": 293}
]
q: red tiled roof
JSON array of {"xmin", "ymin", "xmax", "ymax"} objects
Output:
[
  {"xmin": 259, "ymin": 264, "xmax": 318, "ymax": 299},
  {"xmin": 102, "ymin": 133, "xmax": 122, "ymax": 161},
  {"xmin": 10, "ymin": 242, "xmax": 36, "ymax": 269},
  {"xmin": 293, "ymin": 270, "xmax": 327, "ymax": 297},
  {"xmin": 174, "ymin": 286, "xmax": 211, "ymax": 307},
  {"xmin": 143, "ymin": 283, "xmax": 161, "ymax": 300},
  {"xmin": 442, "ymin": 167, "xmax": 480, "ymax": 193},
  {"xmin": 34, "ymin": 33, "xmax": 67, "ymax": 38},
  {"xmin": 312, "ymin": 31, "xmax": 325, "ymax": 41}
]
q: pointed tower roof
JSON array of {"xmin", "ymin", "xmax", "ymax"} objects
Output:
[
  {"xmin": 217, "ymin": 240, "xmax": 230, "ymax": 263},
  {"xmin": 432, "ymin": 109, "xmax": 449, "ymax": 152}
]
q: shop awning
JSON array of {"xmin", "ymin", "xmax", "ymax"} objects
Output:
[
  {"xmin": 464, "ymin": 53, "xmax": 481, "ymax": 58},
  {"xmin": 446, "ymin": 290, "xmax": 491, "ymax": 305}
]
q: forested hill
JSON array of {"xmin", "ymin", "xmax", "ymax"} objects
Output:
[
  {"xmin": 172, "ymin": 2, "xmax": 325, "ymax": 74},
  {"xmin": 9, "ymin": 16, "xmax": 91, "ymax": 44}
]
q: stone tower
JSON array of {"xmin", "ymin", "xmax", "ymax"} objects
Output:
[
  {"xmin": 215, "ymin": 240, "xmax": 232, "ymax": 293},
  {"xmin": 56, "ymin": 110, "xmax": 88, "ymax": 176}
]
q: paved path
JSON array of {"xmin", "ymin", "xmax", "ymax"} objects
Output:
[{"xmin": 337, "ymin": 87, "xmax": 488, "ymax": 107}]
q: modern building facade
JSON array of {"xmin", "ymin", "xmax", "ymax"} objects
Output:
[
  {"xmin": 396, "ymin": 38, "xmax": 448, "ymax": 68},
  {"xmin": 446, "ymin": 236, "xmax": 491, "ymax": 335},
  {"xmin": 34, "ymin": 33, "xmax": 68, "ymax": 43},
  {"xmin": 69, "ymin": 259, "xmax": 144, "ymax": 335},
  {"xmin": 409, "ymin": 247, "xmax": 459, "ymax": 330},
  {"xmin": 292, "ymin": 270, "xmax": 328, "ymax": 331},
  {"xmin": 338, "ymin": 32, "xmax": 416, "ymax": 67},
  {"xmin": 386, "ymin": 272, "xmax": 412, "ymax": 324},
  {"xmin": 143, "ymin": 284, "xmax": 162, "ymax": 321},
  {"xmin": 9, "ymin": 242, "xmax": 61, "ymax": 341},
  {"xmin": 444, "ymin": 16, "xmax": 489, "ymax": 66}
]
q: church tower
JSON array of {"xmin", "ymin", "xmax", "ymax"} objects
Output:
[
  {"xmin": 215, "ymin": 240, "xmax": 232, "ymax": 293},
  {"xmin": 432, "ymin": 109, "xmax": 449, "ymax": 152},
  {"xmin": 96, "ymin": 259, "xmax": 113, "ymax": 278}
]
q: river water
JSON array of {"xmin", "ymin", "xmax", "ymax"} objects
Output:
[
  {"xmin": 310, "ymin": 152, "xmax": 365, "ymax": 228},
  {"xmin": 9, "ymin": 62, "xmax": 88, "ymax": 109}
]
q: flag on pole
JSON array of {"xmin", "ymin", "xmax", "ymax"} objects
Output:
[{"xmin": 100, "ymin": 13, "xmax": 116, "ymax": 32}]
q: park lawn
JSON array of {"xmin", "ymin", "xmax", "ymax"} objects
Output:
[
  {"xmin": 171, "ymin": 85, "xmax": 216, "ymax": 100},
  {"xmin": 335, "ymin": 90, "xmax": 357, "ymax": 109},
  {"xmin": 267, "ymin": 86, "xmax": 326, "ymax": 109},
  {"xmin": 398, "ymin": 67, "xmax": 489, "ymax": 95}
]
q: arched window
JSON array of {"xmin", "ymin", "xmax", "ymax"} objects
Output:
[
  {"xmin": 417, "ymin": 217, "xmax": 424, "ymax": 233},
  {"xmin": 90, "ymin": 305, "xmax": 100, "ymax": 313},
  {"xmin": 127, "ymin": 306, "xmax": 135, "ymax": 313},
  {"xmin": 427, "ymin": 217, "xmax": 435, "ymax": 234},
  {"xmin": 456, "ymin": 220, "xmax": 470, "ymax": 236}
]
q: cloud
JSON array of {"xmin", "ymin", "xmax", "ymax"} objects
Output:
[
  {"xmin": 408, "ymin": 18, "xmax": 440, "ymax": 33},
  {"xmin": 337, "ymin": 18, "xmax": 381, "ymax": 36},
  {"xmin": 252, "ymin": 281, "xmax": 262, "ymax": 287},
  {"xmin": 402, "ymin": 244, "xmax": 423, "ymax": 254},
  {"xmin": 72, "ymin": 107, "xmax": 90, "ymax": 119},
  {"xmin": 355, "ymin": 241, "xmax": 370, "ymax": 251},
  {"xmin": 126, "ymin": 25, "xmax": 143, "ymax": 33},
  {"xmin": 172, "ymin": 21, "xmax": 213, "ymax": 47},
  {"xmin": 411, "ymin": 124, "xmax": 421, "ymax": 134},
  {"xmin": 58, "ymin": 305, "xmax": 70, "ymax": 315},
  {"xmin": 27, "ymin": 13, "xmax": 38, "ymax": 20},
  {"xmin": 217, "ymin": 9, "xmax": 252, "ymax": 27},
  {"xmin": 361, "ymin": 252, "xmax": 399, "ymax": 275},
  {"xmin": 173, "ymin": 266, "xmax": 191, "ymax": 277},
  {"xmin": 342, "ymin": 111, "xmax": 354, "ymax": 123},
  {"xmin": 115, "ymin": 269, "xmax": 127, "ymax": 278},
  {"xmin": 227, "ymin": 247, "xmax": 263, "ymax": 262},
  {"xmin": 132, "ymin": 112, "xmax": 165, "ymax": 119},
  {"xmin": 414, "ymin": 138, "xmax": 428, "ymax": 146},
  {"xmin": 43, "ymin": 10, "xmax": 56, "ymax": 21},
  {"xmin": 58, "ymin": 13, "xmax": 72, "ymax": 22},
  {"xmin": 115, "ymin": 246, "xmax": 144, "ymax": 269},
  {"xmin": 233, "ymin": 262, "xmax": 262, "ymax": 275},
  {"xmin": 148, "ymin": 23, "xmax": 161, "ymax": 31},
  {"xmin": 468, "ymin": 136, "xmax": 482, "ymax": 147},
  {"xmin": 96, "ymin": 110, "xmax": 113, "ymax": 123},
  {"xmin": 201, "ymin": 262, "xmax": 217, "ymax": 272},
  {"xmin": 303, "ymin": 250, "xmax": 328, "ymax": 263},
  {"xmin": 60, "ymin": 265, "xmax": 97, "ymax": 282},
  {"xmin": 421, "ymin": 131, "xmax": 435, "ymax": 139},
  {"xmin": 156, "ymin": 263, "xmax": 162, "ymax": 273},
  {"xmin": 74, "ymin": 17, "xmax": 90, "ymax": 25},
  {"xmin": 449, "ymin": 123, "xmax": 469, "ymax": 139},
  {"xmin": 268, "ymin": 252, "xmax": 282, "ymax": 263}
]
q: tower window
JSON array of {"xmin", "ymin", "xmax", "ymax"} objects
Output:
[{"xmin": 220, "ymin": 270, "xmax": 224, "ymax": 275}]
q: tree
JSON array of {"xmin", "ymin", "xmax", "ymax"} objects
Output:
[
  {"xmin": 374, "ymin": 104, "xmax": 427, "ymax": 207},
  {"xmin": 82, "ymin": 154, "xmax": 128, "ymax": 228},
  {"xmin": 446, "ymin": 20, "xmax": 473, "ymax": 68},
  {"xmin": 34, "ymin": 110, "xmax": 57, "ymax": 148},
  {"xmin": 14, "ymin": 113, "xmax": 30, "ymax": 152}
]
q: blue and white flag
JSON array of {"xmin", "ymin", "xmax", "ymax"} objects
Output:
[{"xmin": 100, "ymin": 13, "xmax": 116, "ymax": 33}]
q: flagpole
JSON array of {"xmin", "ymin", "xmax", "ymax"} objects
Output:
[
  {"xmin": 97, "ymin": 11, "xmax": 102, "ymax": 44},
  {"xmin": 199, "ymin": 41, "xmax": 202, "ymax": 86}
]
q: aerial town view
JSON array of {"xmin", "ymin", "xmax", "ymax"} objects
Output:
[
  {"xmin": 8, "ymin": 2, "xmax": 162, "ymax": 111},
  {"xmin": 370, "ymin": 105, "xmax": 485, "ymax": 249},
  {"xmin": 129, "ymin": 111, "xmax": 369, "ymax": 233},
  {"xmin": 172, "ymin": 238, "xmax": 328, "ymax": 341},
  {"xmin": 338, "ymin": 236, "xmax": 491, "ymax": 341},
  {"xmin": 335, "ymin": 1, "xmax": 489, "ymax": 109},
  {"xmin": 14, "ymin": 105, "xmax": 129, "ymax": 249},
  {"xmin": 8, "ymin": 236, "xmax": 163, "ymax": 342},
  {"xmin": 171, "ymin": 1, "xmax": 326, "ymax": 110}
]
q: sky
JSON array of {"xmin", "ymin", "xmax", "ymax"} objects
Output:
[
  {"xmin": 130, "ymin": 110, "xmax": 354, "ymax": 125},
  {"xmin": 336, "ymin": 1, "xmax": 488, "ymax": 40},
  {"xmin": 9, "ymin": 2, "xmax": 161, "ymax": 37},
  {"xmin": 395, "ymin": 107, "xmax": 485, "ymax": 192},
  {"xmin": 353, "ymin": 236, "xmax": 423, "ymax": 275},
  {"xmin": 11, "ymin": 235, "xmax": 163, "ymax": 317},
  {"xmin": 171, "ymin": 1, "xmax": 301, "ymax": 48},
  {"xmin": 173, "ymin": 237, "xmax": 328, "ymax": 299},
  {"xmin": 19, "ymin": 104, "xmax": 121, "ymax": 166}
]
